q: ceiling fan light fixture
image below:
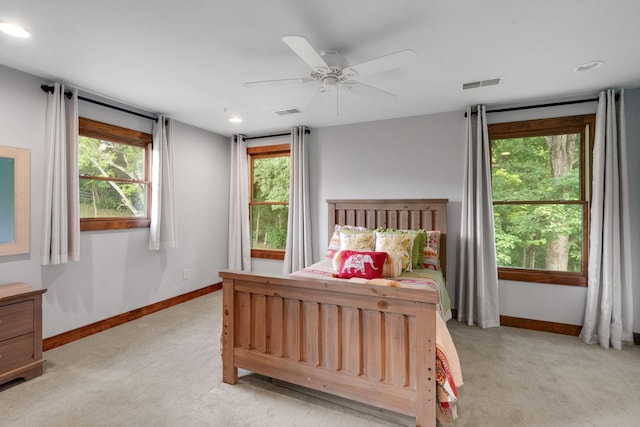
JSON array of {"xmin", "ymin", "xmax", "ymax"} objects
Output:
[
  {"xmin": 319, "ymin": 75, "xmax": 338, "ymax": 93},
  {"xmin": 573, "ymin": 60, "xmax": 604, "ymax": 72},
  {"xmin": 323, "ymin": 76, "xmax": 338, "ymax": 86},
  {"xmin": 228, "ymin": 115, "xmax": 242, "ymax": 123},
  {"xmin": 0, "ymin": 21, "xmax": 30, "ymax": 38}
]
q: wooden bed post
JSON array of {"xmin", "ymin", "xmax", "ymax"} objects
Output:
[
  {"xmin": 222, "ymin": 277, "xmax": 238, "ymax": 385},
  {"xmin": 415, "ymin": 301, "xmax": 437, "ymax": 427}
]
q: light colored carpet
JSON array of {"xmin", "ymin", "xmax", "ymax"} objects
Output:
[{"xmin": 1, "ymin": 291, "xmax": 639, "ymax": 426}]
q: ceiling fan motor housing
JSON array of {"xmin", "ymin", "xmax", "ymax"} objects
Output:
[{"xmin": 314, "ymin": 65, "xmax": 350, "ymax": 92}]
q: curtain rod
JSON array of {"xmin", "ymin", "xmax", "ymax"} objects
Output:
[
  {"xmin": 464, "ymin": 97, "xmax": 599, "ymax": 117},
  {"xmin": 244, "ymin": 128, "xmax": 310, "ymax": 141},
  {"xmin": 40, "ymin": 84, "xmax": 158, "ymax": 122}
]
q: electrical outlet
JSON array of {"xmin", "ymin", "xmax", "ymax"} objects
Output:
[{"xmin": 183, "ymin": 268, "xmax": 190, "ymax": 280}]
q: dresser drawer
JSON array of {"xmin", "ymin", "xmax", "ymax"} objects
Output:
[
  {"xmin": 0, "ymin": 333, "xmax": 34, "ymax": 373},
  {"xmin": 0, "ymin": 301, "xmax": 34, "ymax": 342}
]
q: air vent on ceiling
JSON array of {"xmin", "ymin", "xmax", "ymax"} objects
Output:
[
  {"xmin": 274, "ymin": 107, "xmax": 302, "ymax": 116},
  {"xmin": 463, "ymin": 76, "xmax": 503, "ymax": 90}
]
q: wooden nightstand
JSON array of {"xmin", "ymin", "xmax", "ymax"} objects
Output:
[{"xmin": 0, "ymin": 283, "xmax": 46, "ymax": 385}]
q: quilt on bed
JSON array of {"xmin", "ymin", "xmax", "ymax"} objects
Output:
[
  {"xmin": 291, "ymin": 259, "xmax": 462, "ymax": 423},
  {"xmin": 291, "ymin": 258, "xmax": 452, "ymax": 320}
]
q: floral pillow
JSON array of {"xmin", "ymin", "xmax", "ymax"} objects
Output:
[
  {"xmin": 375, "ymin": 231, "xmax": 414, "ymax": 272},
  {"xmin": 423, "ymin": 230, "xmax": 441, "ymax": 270},
  {"xmin": 339, "ymin": 229, "xmax": 376, "ymax": 252},
  {"xmin": 325, "ymin": 225, "xmax": 369, "ymax": 259},
  {"xmin": 376, "ymin": 228, "xmax": 426, "ymax": 270},
  {"xmin": 334, "ymin": 250, "xmax": 387, "ymax": 279}
]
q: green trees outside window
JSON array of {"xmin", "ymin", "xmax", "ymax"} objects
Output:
[
  {"xmin": 78, "ymin": 117, "xmax": 152, "ymax": 231},
  {"xmin": 79, "ymin": 136, "xmax": 147, "ymax": 218},
  {"xmin": 248, "ymin": 144, "xmax": 290, "ymax": 258},
  {"xmin": 488, "ymin": 115, "xmax": 594, "ymax": 286},
  {"xmin": 491, "ymin": 134, "xmax": 582, "ymax": 271}
]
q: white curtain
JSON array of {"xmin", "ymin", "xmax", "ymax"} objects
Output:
[
  {"xmin": 228, "ymin": 135, "xmax": 252, "ymax": 271},
  {"xmin": 41, "ymin": 83, "xmax": 80, "ymax": 265},
  {"xmin": 457, "ymin": 105, "xmax": 500, "ymax": 328},
  {"xmin": 580, "ymin": 89, "xmax": 633, "ymax": 350},
  {"xmin": 149, "ymin": 116, "xmax": 177, "ymax": 250},
  {"xmin": 282, "ymin": 126, "xmax": 312, "ymax": 274}
]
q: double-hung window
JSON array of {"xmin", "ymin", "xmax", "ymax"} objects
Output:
[
  {"xmin": 247, "ymin": 144, "xmax": 290, "ymax": 260},
  {"xmin": 488, "ymin": 114, "xmax": 595, "ymax": 286},
  {"xmin": 78, "ymin": 117, "xmax": 152, "ymax": 231}
]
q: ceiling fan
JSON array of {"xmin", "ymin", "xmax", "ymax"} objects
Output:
[{"xmin": 243, "ymin": 35, "xmax": 417, "ymax": 113}]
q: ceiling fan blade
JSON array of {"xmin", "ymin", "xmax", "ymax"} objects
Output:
[
  {"xmin": 342, "ymin": 81, "xmax": 396, "ymax": 100},
  {"xmin": 282, "ymin": 35, "xmax": 330, "ymax": 72},
  {"xmin": 343, "ymin": 49, "xmax": 417, "ymax": 78},
  {"xmin": 243, "ymin": 77, "xmax": 315, "ymax": 88}
]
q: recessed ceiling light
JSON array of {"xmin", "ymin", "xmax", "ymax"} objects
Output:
[
  {"xmin": 573, "ymin": 61, "xmax": 604, "ymax": 72},
  {"xmin": 0, "ymin": 21, "xmax": 30, "ymax": 38},
  {"xmin": 228, "ymin": 116, "xmax": 242, "ymax": 123}
]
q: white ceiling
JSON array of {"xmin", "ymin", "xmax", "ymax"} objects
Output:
[{"xmin": 1, "ymin": 1, "xmax": 639, "ymax": 137}]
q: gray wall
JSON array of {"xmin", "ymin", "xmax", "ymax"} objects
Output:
[{"xmin": 0, "ymin": 65, "xmax": 231, "ymax": 338}]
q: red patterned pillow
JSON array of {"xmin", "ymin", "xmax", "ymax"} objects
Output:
[{"xmin": 336, "ymin": 250, "xmax": 387, "ymax": 279}]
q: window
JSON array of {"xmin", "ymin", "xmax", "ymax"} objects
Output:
[
  {"xmin": 248, "ymin": 144, "xmax": 290, "ymax": 260},
  {"xmin": 78, "ymin": 117, "xmax": 152, "ymax": 231},
  {"xmin": 488, "ymin": 115, "xmax": 595, "ymax": 286}
]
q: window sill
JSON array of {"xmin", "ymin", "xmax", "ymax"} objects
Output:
[
  {"xmin": 80, "ymin": 218, "xmax": 150, "ymax": 231},
  {"xmin": 498, "ymin": 268, "xmax": 587, "ymax": 287},
  {"xmin": 251, "ymin": 249, "xmax": 285, "ymax": 261}
]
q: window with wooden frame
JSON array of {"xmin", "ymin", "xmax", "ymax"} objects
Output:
[
  {"xmin": 78, "ymin": 117, "xmax": 152, "ymax": 231},
  {"xmin": 248, "ymin": 144, "xmax": 290, "ymax": 260},
  {"xmin": 488, "ymin": 114, "xmax": 595, "ymax": 286}
]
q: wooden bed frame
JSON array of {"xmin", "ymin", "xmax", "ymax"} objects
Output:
[{"xmin": 220, "ymin": 199, "xmax": 448, "ymax": 427}]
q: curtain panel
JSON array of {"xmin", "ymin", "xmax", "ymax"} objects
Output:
[
  {"xmin": 580, "ymin": 89, "xmax": 633, "ymax": 350},
  {"xmin": 228, "ymin": 135, "xmax": 251, "ymax": 271},
  {"xmin": 282, "ymin": 126, "xmax": 312, "ymax": 274},
  {"xmin": 457, "ymin": 105, "xmax": 500, "ymax": 328},
  {"xmin": 41, "ymin": 83, "xmax": 80, "ymax": 265},
  {"xmin": 149, "ymin": 116, "xmax": 177, "ymax": 250}
]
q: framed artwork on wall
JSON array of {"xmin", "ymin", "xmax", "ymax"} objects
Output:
[{"xmin": 0, "ymin": 146, "xmax": 30, "ymax": 256}]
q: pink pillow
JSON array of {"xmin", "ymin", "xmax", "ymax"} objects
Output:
[
  {"xmin": 336, "ymin": 250, "xmax": 387, "ymax": 279},
  {"xmin": 423, "ymin": 230, "xmax": 441, "ymax": 270}
]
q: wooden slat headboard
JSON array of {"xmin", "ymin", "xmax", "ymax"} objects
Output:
[{"xmin": 327, "ymin": 199, "xmax": 448, "ymax": 276}]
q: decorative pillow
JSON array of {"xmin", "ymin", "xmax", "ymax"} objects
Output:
[
  {"xmin": 325, "ymin": 225, "xmax": 369, "ymax": 259},
  {"xmin": 376, "ymin": 228, "xmax": 426, "ymax": 270},
  {"xmin": 375, "ymin": 231, "xmax": 414, "ymax": 272},
  {"xmin": 335, "ymin": 250, "xmax": 387, "ymax": 279},
  {"xmin": 423, "ymin": 230, "xmax": 441, "ymax": 270},
  {"xmin": 334, "ymin": 250, "xmax": 403, "ymax": 278},
  {"xmin": 382, "ymin": 252, "xmax": 403, "ymax": 277},
  {"xmin": 339, "ymin": 229, "xmax": 376, "ymax": 252}
]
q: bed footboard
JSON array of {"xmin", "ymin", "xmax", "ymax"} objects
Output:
[{"xmin": 220, "ymin": 271, "xmax": 439, "ymax": 427}]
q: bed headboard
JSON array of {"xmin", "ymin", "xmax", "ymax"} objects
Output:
[{"xmin": 327, "ymin": 199, "xmax": 448, "ymax": 276}]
